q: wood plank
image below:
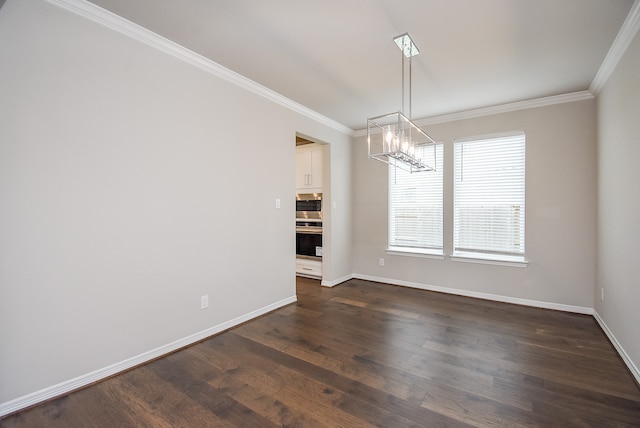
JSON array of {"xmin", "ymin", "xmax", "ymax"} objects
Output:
[{"xmin": 107, "ymin": 366, "xmax": 233, "ymax": 427}]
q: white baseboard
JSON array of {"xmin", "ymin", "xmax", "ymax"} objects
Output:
[
  {"xmin": 352, "ymin": 274, "xmax": 594, "ymax": 314},
  {"xmin": 593, "ymin": 310, "xmax": 640, "ymax": 386},
  {"xmin": 321, "ymin": 274, "xmax": 353, "ymax": 288},
  {"xmin": 0, "ymin": 295, "xmax": 297, "ymax": 418},
  {"xmin": 8, "ymin": 280, "xmax": 639, "ymax": 417}
]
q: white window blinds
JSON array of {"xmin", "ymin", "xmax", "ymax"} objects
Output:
[
  {"xmin": 453, "ymin": 133, "xmax": 525, "ymax": 259},
  {"xmin": 389, "ymin": 143, "xmax": 443, "ymax": 252}
]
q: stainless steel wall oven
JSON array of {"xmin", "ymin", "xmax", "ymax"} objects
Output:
[{"xmin": 296, "ymin": 193, "xmax": 322, "ymax": 260}]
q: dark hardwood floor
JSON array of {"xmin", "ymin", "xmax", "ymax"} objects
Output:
[{"xmin": 3, "ymin": 277, "xmax": 640, "ymax": 427}]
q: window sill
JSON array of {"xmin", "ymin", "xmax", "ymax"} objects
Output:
[
  {"xmin": 451, "ymin": 252, "xmax": 528, "ymax": 268},
  {"xmin": 386, "ymin": 247, "xmax": 445, "ymax": 260}
]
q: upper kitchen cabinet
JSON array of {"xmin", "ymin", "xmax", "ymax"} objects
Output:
[{"xmin": 296, "ymin": 143, "xmax": 323, "ymax": 192}]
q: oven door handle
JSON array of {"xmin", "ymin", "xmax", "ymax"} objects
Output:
[{"xmin": 296, "ymin": 229, "xmax": 323, "ymax": 235}]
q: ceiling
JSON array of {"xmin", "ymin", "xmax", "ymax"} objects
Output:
[{"xmin": 88, "ymin": 0, "xmax": 634, "ymax": 131}]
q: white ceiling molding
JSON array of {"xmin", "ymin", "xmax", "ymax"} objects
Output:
[
  {"xmin": 414, "ymin": 92, "xmax": 595, "ymax": 127},
  {"xmin": 43, "ymin": 0, "xmax": 354, "ymax": 136},
  {"xmin": 353, "ymin": 91, "xmax": 594, "ymax": 137},
  {"xmin": 40, "ymin": 0, "xmax": 637, "ymax": 138},
  {"xmin": 590, "ymin": 0, "xmax": 640, "ymax": 94}
]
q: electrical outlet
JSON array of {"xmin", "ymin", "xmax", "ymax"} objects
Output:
[
  {"xmin": 201, "ymin": 295, "xmax": 209, "ymax": 309},
  {"xmin": 600, "ymin": 288, "xmax": 605, "ymax": 302},
  {"xmin": 379, "ymin": 258, "xmax": 384, "ymax": 266}
]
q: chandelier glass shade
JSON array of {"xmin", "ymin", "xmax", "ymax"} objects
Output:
[
  {"xmin": 367, "ymin": 111, "xmax": 436, "ymax": 173},
  {"xmin": 367, "ymin": 33, "xmax": 437, "ymax": 173}
]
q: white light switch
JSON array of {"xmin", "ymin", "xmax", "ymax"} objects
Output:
[{"xmin": 275, "ymin": 198, "xmax": 281, "ymax": 209}]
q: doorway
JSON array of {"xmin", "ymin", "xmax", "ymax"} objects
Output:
[{"xmin": 295, "ymin": 135, "xmax": 328, "ymax": 281}]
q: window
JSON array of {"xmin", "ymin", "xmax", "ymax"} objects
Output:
[
  {"xmin": 453, "ymin": 133, "xmax": 525, "ymax": 262},
  {"xmin": 388, "ymin": 143, "xmax": 443, "ymax": 254}
]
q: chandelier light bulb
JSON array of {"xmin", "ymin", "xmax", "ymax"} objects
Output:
[{"xmin": 385, "ymin": 127, "xmax": 393, "ymax": 144}]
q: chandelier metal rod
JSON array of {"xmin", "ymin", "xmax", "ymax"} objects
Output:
[
  {"xmin": 402, "ymin": 41, "xmax": 405, "ymax": 117},
  {"xmin": 409, "ymin": 53, "xmax": 412, "ymax": 119},
  {"xmin": 366, "ymin": 32, "xmax": 436, "ymax": 173}
]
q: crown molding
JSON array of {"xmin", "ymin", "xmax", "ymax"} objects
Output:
[
  {"xmin": 43, "ymin": 0, "xmax": 354, "ymax": 136},
  {"xmin": 590, "ymin": 0, "xmax": 640, "ymax": 94},
  {"xmin": 353, "ymin": 91, "xmax": 594, "ymax": 137},
  {"xmin": 414, "ymin": 91, "xmax": 594, "ymax": 127},
  {"xmin": 44, "ymin": 0, "xmax": 635, "ymax": 138}
]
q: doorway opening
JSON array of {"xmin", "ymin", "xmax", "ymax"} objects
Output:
[{"xmin": 295, "ymin": 135, "xmax": 328, "ymax": 280}]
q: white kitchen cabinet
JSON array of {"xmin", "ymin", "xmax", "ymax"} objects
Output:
[
  {"xmin": 296, "ymin": 144, "xmax": 323, "ymax": 192},
  {"xmin": 296, "ymin": 258, "xmax": 322, "ymax": 279}
]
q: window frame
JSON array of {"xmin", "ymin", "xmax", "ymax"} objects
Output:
[
  {"xmin": 387, "ymin": 142, "xmax": 444, "ymax": 257},
  {"xmin": 452, "ymin": 132, "xmax": 527, "ymax": 266}
]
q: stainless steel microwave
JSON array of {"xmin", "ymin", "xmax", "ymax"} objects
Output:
[{"xmin": 296, "ymin": 193, "xmax": 322, "ymax": 221}]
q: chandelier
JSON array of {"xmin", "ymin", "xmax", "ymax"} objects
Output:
[{"xmin": 367, "ymin": 33, "xmax": 437, "ymax": 173}]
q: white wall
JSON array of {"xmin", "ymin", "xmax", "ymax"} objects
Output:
[
  {"xmin": 320, "ymin": 140, "xmax": 353, "ymax": 286},
  {"xmin": 0, "ymin": 0, "xmax": 352, "ymax": 408},
  {"xmin": 353, "ymin": 99, "xmax": 597, "ymax": 310},
  {"xmin": 595, "ymin": 29, "xmax": 640, "ymax": 380}
]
